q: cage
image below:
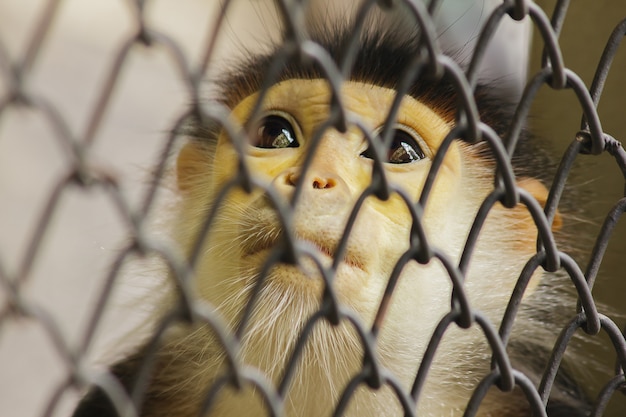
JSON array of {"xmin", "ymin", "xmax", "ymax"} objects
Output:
[{"xmin": 1, "ymin": 1, "xmax": 625, "ymax": 416}]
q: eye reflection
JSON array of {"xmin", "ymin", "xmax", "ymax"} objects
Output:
[
  {"xmin": 360, "ymin": 127, "xmax": 426, "ymax": 164},
  {"xmin": 387, "ymin": 129, "xmax": 425, "ymax": 163},
  {"xmin": 254, "ymin": 115, "xmax": 299, "ymax": 148}
]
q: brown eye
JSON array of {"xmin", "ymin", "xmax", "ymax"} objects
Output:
[
  {"xmin": 387, "ymin": 129, "xmax": 425, "ymax": 164},
  {"xmin": 254, "ymin": 115, "xmax": 299, "ymax": 148},
  {"xmin": 360, "ymin": 127, "xmax": 426, "ymax": 164}
]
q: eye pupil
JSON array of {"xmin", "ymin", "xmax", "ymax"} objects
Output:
[
  {"xmin": 360, "ymin": 127, "xmax": 426, "ymax": 164},
  {"xmin": 388, "ymin": 135, "xmax": 425, "ymax": 164},
  {"xmin": 256, "ymin": 116, "xmax": 299, "ymax": 148}
]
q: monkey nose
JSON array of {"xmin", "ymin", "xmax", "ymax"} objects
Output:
[
  {"xmin": 286, "ymin": 172, "xmax": 337, "ymax": 190},
  {"xmin": 311, "ymin": 176, "xmax": 336, "ymax": 189},
  {"xmin": 273, "ymin": 169, "xmax": 350, "ymax": 208}
]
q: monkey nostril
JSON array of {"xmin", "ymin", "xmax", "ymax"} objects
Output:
[
  {"xmin": 283, "ymin": 172, "xmax": 337, "ymax": 189},
  {"xmin": 312, "ymin": 177, "xmax": 336, "ymax": 189}
]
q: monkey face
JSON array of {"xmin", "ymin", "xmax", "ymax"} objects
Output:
[
  {"xmin": 184, "ymin": 79, "xmax": 472, "ymax": 312},
  {"xmin": 173, "ymin": 79, "xmax": 550, "ymax": 415}
]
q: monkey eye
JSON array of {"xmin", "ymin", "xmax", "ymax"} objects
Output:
[
  {"xmin": 361, "ymin": 127, "xmax": 426, "ymax": 164},
  {"xmin": 254, "ymin": 115, "xmax": 299, "ymax": 148}
]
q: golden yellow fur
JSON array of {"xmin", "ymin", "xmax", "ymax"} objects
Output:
[{"xmin": 131, "ymin": 80, "xmax": 555, "ymax": 417}]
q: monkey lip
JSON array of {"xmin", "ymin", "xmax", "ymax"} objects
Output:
[
  {"xmin": 239, "ymin": 207, "xmax": 368, "ymax": 272},
  {"xmin": 298, "ymin": 237, "xmax": 366, "ymax": 271},
  {"xmin": 242, "ymin": 232, "xmax": 366, "ymax": 272}
]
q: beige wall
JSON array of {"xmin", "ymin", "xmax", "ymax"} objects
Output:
[
  {"xmin": 530, "ymin": 2, "xmax": 626, "ymax": 412},
  {"xmin": 0, "ymin": 1, "xmax": 624, "ymax": 416}
]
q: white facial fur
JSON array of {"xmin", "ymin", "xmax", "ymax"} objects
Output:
[{"xmin": 167, "ymin": 79, "xmax": 545, "ymax": 416}]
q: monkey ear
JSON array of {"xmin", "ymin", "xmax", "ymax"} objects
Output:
[
  {"xmin": 513, "ymin": 177, "xmax": 563, "ymax": 296},
  {"xmin": 176, "ymin": 140, "xmax": 210, "ymax": 192},
  {"xmin": 516, "ymin": 177, "xmax": 562, "ymax": 232}
]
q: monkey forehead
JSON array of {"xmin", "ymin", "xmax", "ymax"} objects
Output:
[{"xmin": 230, "ymin": 79, "xmax": 452, "ymax": 147}]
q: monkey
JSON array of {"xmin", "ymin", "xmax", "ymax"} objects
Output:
[{"xmin": 72, "ymin": 16, "xmax": 593, "ymax": 417}]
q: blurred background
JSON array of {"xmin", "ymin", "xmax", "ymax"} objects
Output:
[{"xmin": 0, "ymin": 1, "xmax": 624, "ymax": 416}]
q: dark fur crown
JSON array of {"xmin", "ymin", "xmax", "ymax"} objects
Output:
[{"xmin": 217, "ymin": 24, "xmax": 517, "ymax": 141}]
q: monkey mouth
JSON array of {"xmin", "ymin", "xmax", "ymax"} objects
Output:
[
  {"xmin": 238, "ymin": 205, "xmax": 368, "ymax": 273},
  {"xmin": 241, "ymin": 228, "xmax": 366, "ymax": 272},
  {"xmin": 296, "ymin": 235, "xmax": 366, "ymax": 272}
]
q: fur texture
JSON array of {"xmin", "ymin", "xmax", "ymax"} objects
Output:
[{"xmin": 73, "ymin": 24, "xmax": 590, "ymax": 417}]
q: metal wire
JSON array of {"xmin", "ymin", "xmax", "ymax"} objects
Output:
[{"xmin": 0, "ymin": 0, "xmax": 625, "ymax": 416}]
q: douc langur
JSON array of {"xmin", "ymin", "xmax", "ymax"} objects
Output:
[{"xmin": 73, "ymin": 18, "xmax": 590, "ymax": 417}]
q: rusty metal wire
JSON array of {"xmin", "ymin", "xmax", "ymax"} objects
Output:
[{"xmin": 1, "ymin": 0, "xmax": 625, "ymax": 416}]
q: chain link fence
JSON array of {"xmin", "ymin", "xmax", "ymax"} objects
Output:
[{"xmin": 1, "ymin": 0, "xmax": 625, "ymax": 416}]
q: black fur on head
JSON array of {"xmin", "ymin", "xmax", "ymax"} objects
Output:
[
  {"xmin": 198, "ymin": 21, "xmax": 551, "ymax": 185},
  {"xmin": 215, "ymin": 22, "xmax": 517, "ymax": 142}
]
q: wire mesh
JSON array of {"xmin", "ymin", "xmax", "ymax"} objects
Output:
[{"xmin": 0, "ymin": 0, "xmax": 625, "ymax": 416}]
